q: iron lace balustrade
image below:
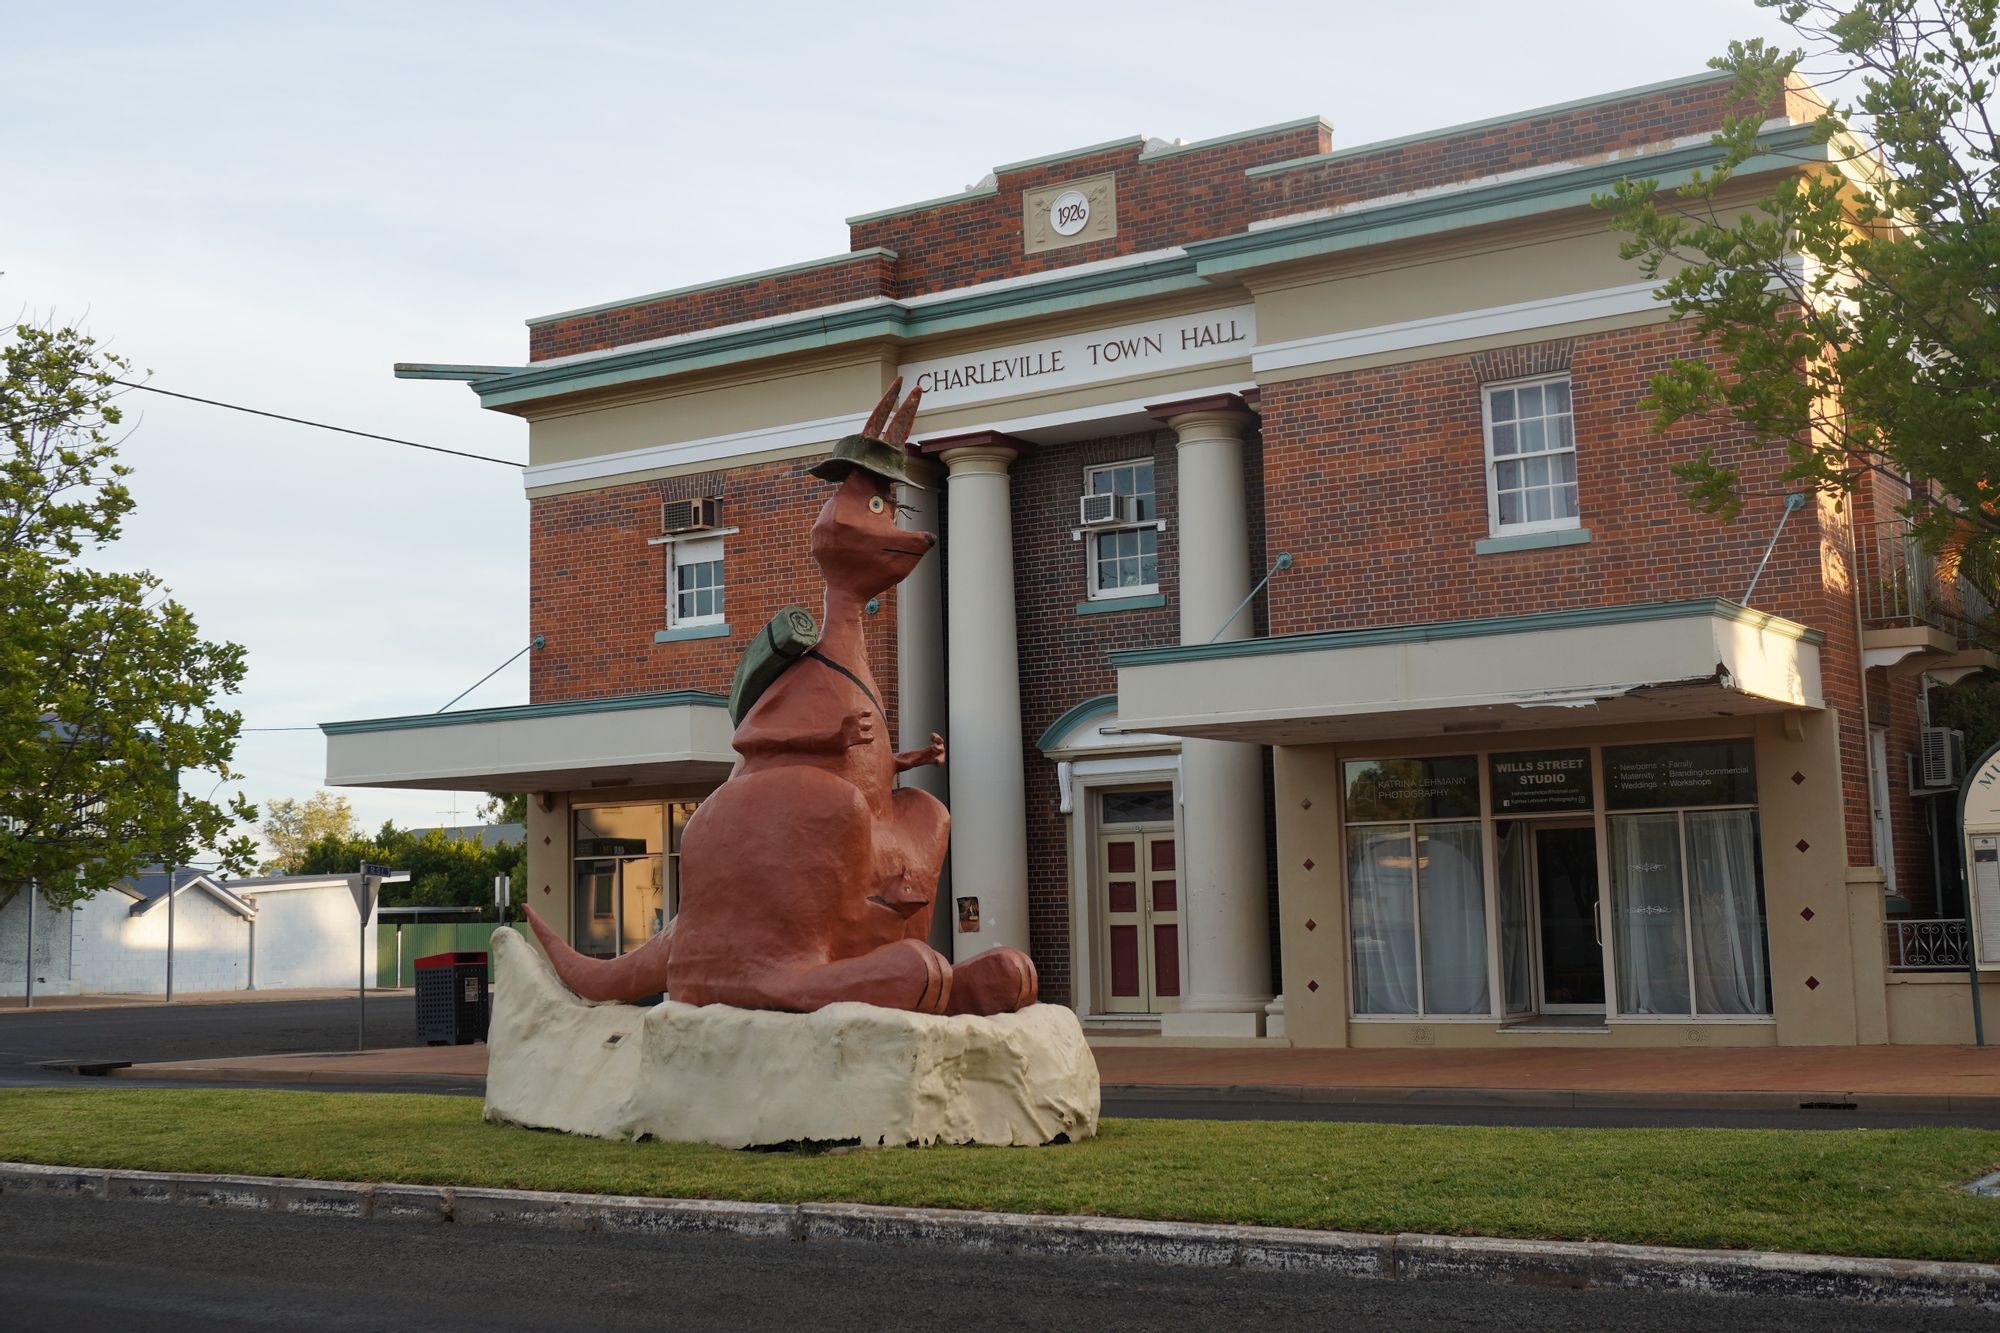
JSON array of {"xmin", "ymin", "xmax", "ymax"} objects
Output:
[{"xmin": 1886, "ymin": 917, "xmax": 1971, "ymax": 970}]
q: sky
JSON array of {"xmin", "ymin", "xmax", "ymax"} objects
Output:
[{"xmin": 2, "ymin": 0, "xmax": 1798, "ymax": 854}]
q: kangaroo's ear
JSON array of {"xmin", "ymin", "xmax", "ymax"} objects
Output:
[
  {"xmin": 862, "ymin": 377, "xmax": 903, "ymax": 438},
  {"xmin": 883, "ymin": 384, "xmax": 923, "ymax": 445}
]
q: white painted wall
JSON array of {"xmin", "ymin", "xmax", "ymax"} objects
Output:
[
  {"xmin": 246, "ymin": 885, "xmax": 375, "ymax": 989},
  {"xmin": 0, "ymin": 890, "xmax": 78, "ymax": 997},
  {"xmin": 71, "ymin": 888, "xmax": 250, "ymax": 995}
]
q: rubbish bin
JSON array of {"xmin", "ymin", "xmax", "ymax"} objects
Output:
[{"xmin": 414, "ymin": 951, "xmax": 489, "ymax": 1045}]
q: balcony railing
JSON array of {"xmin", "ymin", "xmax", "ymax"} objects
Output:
[
  {"xmin": 1885, "ymin": 917, "xmax": 1971, "ymax": 970},
  {"xmin": 1854, "ymin": 516, "xmax": 1993, "ymax": 637}
]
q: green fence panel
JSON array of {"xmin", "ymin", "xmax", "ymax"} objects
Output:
[{"xmin": 375, "ymin": 922, "xmax": 502, "ymax": 988}]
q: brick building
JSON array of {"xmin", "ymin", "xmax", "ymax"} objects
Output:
[{"xmin": 326, "ymin": 70, "xmax": 1998, "ymax": 1046}]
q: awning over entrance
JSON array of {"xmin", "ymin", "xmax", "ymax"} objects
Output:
[
  {"xmin": 321, "ymin": 691, "xmax": 737, "ymax": 792},
  {"xmin": 1110, "ymin": 599, "xmax": 1822, "ymax": 745}
]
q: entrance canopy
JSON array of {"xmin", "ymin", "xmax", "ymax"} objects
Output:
[
  {"xmin": 321, "ymin": 691, "xmax": 737, "ymax": 793},
  {"xmin": 1110, "ymin": 599, "xmax": 1821, "ymax": 746}
]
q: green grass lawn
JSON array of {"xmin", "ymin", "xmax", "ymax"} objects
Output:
[{"xmin": 2, "ymin": 1088, "xmax": 1996, "ymax": 1262}]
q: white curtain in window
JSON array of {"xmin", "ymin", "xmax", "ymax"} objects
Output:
[
  {"xmin": 1495, "ymin": 822, "xmax": 1535, "ymax": 1014},
  {"xmin": 1348, "ymin": 826, "xmax": 1418, "ymax": 1014},
  {"xmin": 1687, "ymin": 811, "xmax": 1768, "ymax": 1015},
  {"xmin": 1418, "ymin": 822, "xmax": 1490, "ymax": 1014},
  {"xmin": 1611, "ymin": 813, "xmax": 1690, "ymax": 1015}
]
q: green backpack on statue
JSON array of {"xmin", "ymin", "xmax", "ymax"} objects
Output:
[{"xmin": 727, "ymin": 605, "xmax": 820, "ymax": 725}]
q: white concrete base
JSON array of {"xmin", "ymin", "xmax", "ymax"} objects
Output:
[
  {"xmin": 1160, "ymin": 1009, "xmax": 1266, "ymax": 1039},
  {"xmin": 483, "ymin": 927, "xmax": 1100, "ymax": 1149}
]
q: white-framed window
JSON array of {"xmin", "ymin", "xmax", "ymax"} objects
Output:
[
  {"xmin": 1483, "ymin": 374, "xmax": 1578, "ymax": 536},
  {"xmin": 667, "ymin": 535, "xmax": 724, "ymax": 626},
  {"xmin": 1085, "ymin": 458, "xmax": 1158, "ymax": 598}
]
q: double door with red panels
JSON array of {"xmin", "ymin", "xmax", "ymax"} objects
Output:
[{"xmin": 1097, "ymin": 798, "xmax": 1181, "ymax": 1014}]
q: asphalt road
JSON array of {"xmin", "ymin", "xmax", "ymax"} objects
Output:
[
  {"xmin": 3, "ymin": 1193, "xmax": 1994, "ymax": 1333},
  {"xmin": 4, "ymin": 997, "xmax": 2000, "ymax": 1128},
  {"xmin": 0, "ymin": 995, "xmax": 420, "ymax": 1086}
]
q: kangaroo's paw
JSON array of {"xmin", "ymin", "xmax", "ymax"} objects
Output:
[{"xmin": 945, "ymin": 946, "xmax": 1038, "ymax": 1016}]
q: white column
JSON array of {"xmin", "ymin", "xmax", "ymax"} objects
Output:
[
  {"xmin": 895, "ymin": 455, "xmax": 953, "ymax": 956},
  {"xmin": 1155, "ymin": 402, "xmax": 1273, "ymax": 1037},
  {"xmin": 928, "ymin": 435, "xmax": 1032, "ymax": 957}
]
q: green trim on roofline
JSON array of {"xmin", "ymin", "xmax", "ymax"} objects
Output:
[
  {"xmin": 471, "ymin": 256, "xmax": 1206, "ymax": 410},
  {"xmin": 845, "ymin": 184, "xmax": 1000, "ymax": 227},
  {"xmin": 1106, "ymin": 598, "xmax": 1823, "ymax": 669},
  {"xmin": 1139, "ymin": 116, "xmax": 1333, "ymax": 162},
  {"xmin": 320, "ymin": 690, "xmax": 728, "ymax": 736},
  {"xmin": 993, "ymin": 134, "xmax": 1147, "ymax": 177},
  {"xmin": 1193, "ymin": 125, "xmax": 1823, "ymax": 279},
  {"xmin": 1244, "ymin": 70, "xmax": 1736, "ymax": 178},
  {"xmin": 392, "ymin": 363, "xmax": 520, "ymax": 382},
  {"xmin": 525, "ymin": 249, "xmax": 901, "ymax": 327},
  {"xmin": 464, "ymin": 125, "xmax": 1821, "ymax": 412},
  {"xmin": 1037, "ymin": 695, "xmax": 1120, "ymax": 752}
]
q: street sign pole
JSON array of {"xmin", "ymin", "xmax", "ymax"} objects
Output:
[
  {"xmin": 23, "ymin": 879, "xmax": 35, "ymax": 1010},
  {"xmin": 353, "ymin": 862, "xmax": 390, "ymax": 1051}
]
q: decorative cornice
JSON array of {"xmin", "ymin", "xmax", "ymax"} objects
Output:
[
  {"xmin": 1037, "ymin": 694, "xmax": 1121, "ymax": 752},
  {"xmin": 916, "ymin": 429, "xmax": 1038, "ymax": 463},
  {"xmin": 1145, "ymin": 393, "xmax": 1253, "ymax": 423}
]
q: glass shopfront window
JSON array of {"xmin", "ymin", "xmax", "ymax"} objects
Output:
[
  {"xmin": 1344, "ymin": 758, "xmax": 1491, "ymax": 1016},
  {"xmin": 571, "ymin": 801, "xmax": 697, "ymax": 960},
  {"xmin": 1604, "ymin": 741, "xmax": 1769, "ymax": 1017},
  {"xmin": 1337, "ymin": 738, "xmax": 1771, "ymax": 1025}
]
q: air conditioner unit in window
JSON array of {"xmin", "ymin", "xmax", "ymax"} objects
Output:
[
  {"xmin": 662, "ymin": 496, "xmax": 721, "ymax": 534},
  {"xmin": 1917, "ymin": 726, "xmax": 1966, "ymax": 790},
  {"xmin": 1078, "ymin": 493, "xmax": 1130, "ymax": 527}
]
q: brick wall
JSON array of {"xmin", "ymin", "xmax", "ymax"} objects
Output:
[
  {"xmin": 528, "ymin": 250, "xmax": 898, "ymax": 361},
  {"xmin": 1258, "ymin": 320, "xmax": 1873, "ymax": 864},
  {"xmin": 1248, "ymin": 74, "xmax": 1779, "ymax": 220},
  {"xmin": 1011, "ymin": 430, "xmax": 1181, "ymax": 1006},
  {"xmin": 852, "ymin": 123, "xmax": 1329, "ymax": 299},
  {"xmin": 529, "ymin": 457, "xmax": 899, "ymax": 733}
]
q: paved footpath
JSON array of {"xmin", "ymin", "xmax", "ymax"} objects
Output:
[
  {"xmin": 110, "ymin": 1038, "xmax": 2000, "ymax": 1111},
  {"xmin": 1, "ymin": 987, "xmax": 410, "ymax": 1012}
]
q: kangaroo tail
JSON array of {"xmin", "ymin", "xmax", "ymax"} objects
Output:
[{"xmin": 524, "ymin": 904, "xmax": 675, "ymax": 1004}]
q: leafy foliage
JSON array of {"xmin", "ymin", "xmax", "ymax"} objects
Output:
[
  {"xmin": 298, "ymin": 820, "xmax": 523, "ymax": 916},
  {"xmin": 258, "ymin": 791, "xmax": 359, "ymax": 874},
  {"xmin": 0, "ymin": 322, "xmax": 256, "ymax": 909},
  {"xmin": 1597, "ymin": 1, "xmax": 2000, "ymax": 578}
]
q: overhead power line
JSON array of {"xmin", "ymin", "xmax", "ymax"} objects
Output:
[{"xmin": 113, "ymin": 381, "xmax": 522, "ymax": 469}]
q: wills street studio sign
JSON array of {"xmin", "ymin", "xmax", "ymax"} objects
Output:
[
  {"xmin": 897, "ymin": 305, "xmax": 1255, "ymax": 412},
  {"xmin": 1489, "ymin": 749, "xmax": 1593, "ymax": 814}
]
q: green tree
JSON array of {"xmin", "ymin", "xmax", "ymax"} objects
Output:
[
  {"xmin": 0, "ymin": 322, "xmax": 256, "ymax": 910},
  {"xmin": 258, "ymin": 790, "xmax": 359, "ymax": 873},
  {"xmin": 478, "ymin": 792, "xmax": 528, "ymax": 825},
  {"xmin": 298, "ymin": 821, "xmax": 523, "ymax": 916},
  {"xmin": 1598, "ymin": 1, "xmax": 2000, "ymax": 584}
]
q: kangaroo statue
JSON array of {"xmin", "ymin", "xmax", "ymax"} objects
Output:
[{"xmin": 526, "ymin": 380, "xmax": 1038, "ymax": 1018}]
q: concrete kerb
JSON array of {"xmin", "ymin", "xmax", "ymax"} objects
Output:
[{"xmin": 3, "ymin": 1162, "xmax": 1996, "ymax": 1310}]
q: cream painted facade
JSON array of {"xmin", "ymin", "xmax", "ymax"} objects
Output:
[{"xmin": 329, "ymin": 74, "xmax": 1989, "ymax": 1047}]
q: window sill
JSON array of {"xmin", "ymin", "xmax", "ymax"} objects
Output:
[
  {"xmin": 1475, "ymin": 527, "xmax": 1591, "ymax": 556},
  {"xmin": 654, "ymin": 622, "xmax": 731, "ymax": 643},
  {"xmin": 1076, "ymin": 592, "xmax": 1165, "ymax": 616}
]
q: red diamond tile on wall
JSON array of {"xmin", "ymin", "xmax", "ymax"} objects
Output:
[
  {"xmin": 1796, "ymin": 839, "xmax": 1810, "ymax": 853},
  {"xmin": 1805, "ymin": 975, "xmax": 1820, "ymax": 990},
  {"xmin": 1306, "ymin": 980, "xmax": 1320, "ymax": 992},
  {"xmin": 1800, "ymin": 907, "xmax": 1815, "ymax": 921},
  {"xmin": 1300, "ymin": 797, "xmax": 1313, "ymax": 811},
  {"xmin": 543, "ymin": 885, "xmax": 552, "ymax": 895},
  {"xmin": 1791, "ymin": 772, "xmax": 1806, "ymax": 785},
  {"xmin": 1303, "ymin": 858, "xmax": 1315, "ymax": 871},
  {"xmin": 1305, "ymin": 918, "xmax": 1317, "ymax": 932},
  {"xmin": 543, "ymin": 836, "xmax": 552, "ymax": 845}
]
